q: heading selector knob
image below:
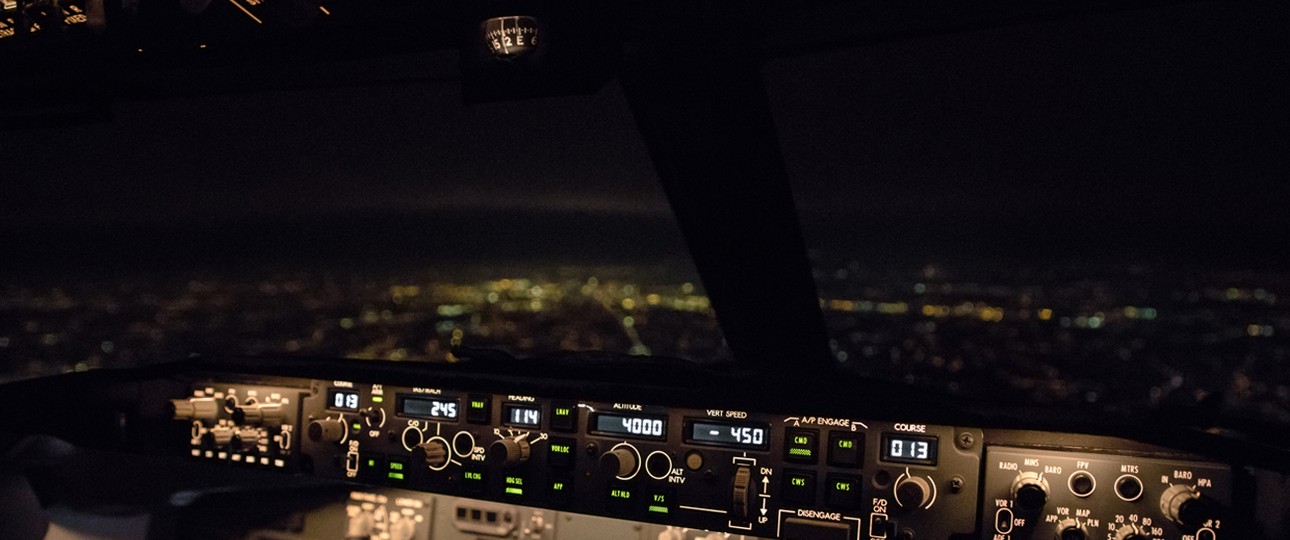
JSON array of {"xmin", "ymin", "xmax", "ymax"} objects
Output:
[
  {"xmin": 487, "ymin": 437, "xmax": 531, "ymax": 467},
  {"xmin": 1160, "ymin": 484, "xmax": 1216, "ymax": 531},
  {"xmin": 422, "ymin": 439, "xmax": 450, "ymax": 468},
  {"xmin": 308, "ymin": 418, "xmax": 346, "ymax": 443},
  {"xmin": 1055, "ymin": 518, "xmax": 1088, "ymax": 540},
  {"xmin": 171, "ymin": 397, "xmax": 218, "ymax": 422},
  {"xmin": 1012, "ymin": 471, "xmax": 1051, "ymax": 514},
  {"xmin": 895, "ymin": 476, "xmax": 933, "ymax": 510},
  {"xmin": 599, "ymin": 445, "xmax": 640, "ymax": 479}
]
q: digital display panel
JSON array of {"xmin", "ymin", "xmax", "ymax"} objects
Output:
[
  {"xmin": 399, "ymin": 396, "xmax": 459, "ymax": 420},
  {"xmin": 881, "ymin": 433, "xmax": 938, "ymax": 465},
  {"xmin": 328, "ymin": 389, "xmax": 359, "ymax": 411},
  {"xmin": 503, "ymin": 404, "xmax": 542, "ymax": 427},
  {"xmin": 591, "ymin": 412, "xmax": 667, "ymax": 441},
  {"xmin": 686, "ymin": 419, "xmax": 769, "ymax": 450}
]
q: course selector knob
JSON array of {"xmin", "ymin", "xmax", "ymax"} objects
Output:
[
  {"xmin": 599, "ymin": 445, "xmax": 640, "ymax": 479},
  {"xmin": 1055, "ymin": 518, "xmax": 1088, "ymax": 540},
  {"xmin": 171, "ymin": 397, "xmax": 218, "ymax": 422},
  {"xmin": 308, "ymin": 418, "xmax": 346, "ymax": 443},
  {"xmin": 487, "ymin": 437, "xmax": 531, "ymax": 466},
  {"xmin": 422, "ymin": 439, "xmax": 450, "ymax": 468},
  {"xmin": 1012, "ymin": 471, "xmax": 1051, "ymax": 514},
  {"xmin": 1160, "ymin": 484, "xmax": 1216, "ymax": 531},
  {"xmin": 895, "ymin": 476, "xmax": 932, "ymax": 510},
  {"xmin": 1112, "ymin": 525, "xmax": 1148, "ymax": 540}
]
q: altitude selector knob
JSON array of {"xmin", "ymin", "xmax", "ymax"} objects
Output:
[
  {"xmin": 1113, "ymin": 525, "xmax": 1148, "ymax": 540},
  {"xmin": 1055, "ymin": 518, "xmax": 1088, "ymax": 540},
  {"xmin": 308, "ymin": 418, "xmax": 347, "ymax": 443},
  {"xmin": 1012, "ymin": 471, "xmax": 1051, "ymax": 514},
  {"xmin": 487, "ymin": 437, "xmax": 531, "ymax": 467},
  {"xmin": 894, "ymin": 476, "xmax": 932, "ymax": 510},
  {"xmin": 421, "ymin": 439, "xmax": 450, "ymax": 468},
  {"xmin": 599, "ymin": 446, "xmax": 640, "ymax": 478},
  {"xmin": 1160, "ymin": 484, "xmax": 1216, "ymax": 531}
]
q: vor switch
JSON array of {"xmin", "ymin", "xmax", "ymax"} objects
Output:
[{"xmin": 732, "ymin": 466, "xmax": 753, "ymax": 520}]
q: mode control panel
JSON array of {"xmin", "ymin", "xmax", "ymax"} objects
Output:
[
  {"xmin": 286, "ymin": 380, "xmax": 982, "ymax": 539},
  {"xmin": 982, "ymin": 447, "xmax": 1231, "ymax": 540}
]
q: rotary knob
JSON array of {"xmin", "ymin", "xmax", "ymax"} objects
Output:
[
  {"xmin": 1012, "ymin": 471, "xmax": 1051, "ymax": 514},
  {"xmin": 307, "ymin": 418, "xmax": 347, "ymax": 443},
  {"xmin": 230, "ymin": 428, "xmax": 260, "ymax": 451},
  {"xmin": 1055, "ymin": 518, "xmax": 1088, "ymax": 540},
  {"xmin": 1112, "ymin": 525, "xmax": 1148, "ymax": 540},
  {"xmin": 487, "ymin": 437, "xmax": 531, "ymax": 466},
  {"xmin": 208, "ymin": 425, "xmax": 235, "ymax": 446},
  {"xmin": 171, "ymin": 397, "xmax": 218, "ymax": 422},
  {"xmin": 599, "ymin": 445, "xmax": 640, "ymax": 479},
  {"xmin": 1160, "ymin": 484, "xmax": 1217, "ymax": 531},
  {"xmin": 894, "ymin": 476, "xmax": 933, "ymax": 510},
  {"xmin": 233, "ymin": 403, "xmax": 284, "ymax": 427},
  {"xmin": 422, "ymin": 439, "xmax": 450, "ymax": 468}
]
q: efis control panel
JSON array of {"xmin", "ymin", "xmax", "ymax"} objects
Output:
[{"xmin": 170, "ymin": 382, "xmax": 305, "ymax": 469}]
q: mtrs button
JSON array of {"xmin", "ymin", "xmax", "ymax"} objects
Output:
[
  {"xmin": 827, "ymin": 474, "xmax": 862, "ymax": 511},
  {"xmin": 785, "ymin": 429, "xmax": 819, "ymax": 464},
  {"xmin": 828, "ymin": 431, "xmax": 863, "ymax": 467},
  {"xmin": 782, "ymin": 470, "xmax": 816, "ymax": 505},
  {"xmin": 466, "ymin": 395, "xmax": 491, "ymax": 424},
  {"xmin": 550, "ymin": 402, "xmax": 578, "ymax": 432}
]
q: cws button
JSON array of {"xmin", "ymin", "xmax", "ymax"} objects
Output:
[
  {"xmin": 782, "ymin": 470, "xmax": 816, "ymax": 505},
  {"xmin": 827, "ymin": 474, "xmax": 862, "ymax": 511}
]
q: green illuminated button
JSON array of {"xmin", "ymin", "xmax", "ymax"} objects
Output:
[
  {"xmin": 647, "ymin": 489, "xmax": 676, "ymax": 515},
  {"xmin": 463, "ymin": 467, "xmax": 485, "ymax": 493},
  {"xmin": 467, "ymin": 395, "xmax": 491, "ymax": 424},
  {"xmin": 386, "ymin": 458, "xmax": 408, "ymax": 482},
  {"xmin": 608, "ymin": 483, "xmax": 634, "ymax": 506},
  {"xmin": 548, "ymin": 437, "xmax": 576, "ymax": 468},
  {"xmin": 782, "ymin": 470, "xmax": 816, "ymax": 505},
  {"xmin": 785, "ymin": 429, "xmax": 819, "ymax": 464},
  {"xmin": 504, "ymin": 475, "xmax": 525, "ymax": 497},
  {"xmin": 826, "ymin": 474, "xmax": 862, "ymax": 511},
  {"xmin": 827, "ymin": 431, "xmax": 864, "ymax": 467},
  {"xmin": 548, "ymin": 476, "xmax": 574, "ymax": 505},
  {"xmin": 550, "ymin": 402, "xmax": 578, "ymax": 432}
]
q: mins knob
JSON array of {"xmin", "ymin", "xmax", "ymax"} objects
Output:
[{"xmin": 1011, "ymin": 471, "xmax": 1051, "ymax": 514}]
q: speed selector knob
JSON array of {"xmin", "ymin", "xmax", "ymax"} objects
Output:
[
  {"xmin": 894, "ymin": 476, "xmax": 932, "ymax": 510},
  {"xmin": 421, "ymin": 439, "xmax": 450, "ymax": 468},
  {"xmin": 1160, "ymin": 484, "xmax": 1217, "ymax": 531},
  {"xmin": 1112, "ymin": 525, "xmax": 1148, "ymax": 540},
  {"xmin": 1012, "ymin": 471, "xmax": 1051, "ymax": 514},
  {"xmin": 487, "ymin": 437, "xmax": 531, "ymax": 467},
  {"xmin": 308, "ymin": 418, "xmax": 347, "ymax": 443},
  {"xmin": 171, "ymin": 397, "xmax": 218, "ymax": 422},
  {"xmin": 1055, "ymin": 518, "xmax": 1088, "ymax": 540},
  {"xmin": 599, "ymin": 446, "xmax": 640, "ymax": 479}
]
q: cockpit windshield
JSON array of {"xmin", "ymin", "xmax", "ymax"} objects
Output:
[{"xmin": 768, "ymin": 3, "xmax": 1290, "ymax": 425}]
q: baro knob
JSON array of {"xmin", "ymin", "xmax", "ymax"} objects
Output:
[
  {"xmin": 599, "ymin": 445, "xmax": 640, "ymax": 479},
  {"xmin": 1054, "ymin": 518, "xmax": 1088, "ymax": 540},
  {"xmin": 1160, "ymin": 484, "xmax": 1217, "ymax": 531},
  {"xmin": 209, "ymin": 425, "xmax": 234, "ymax": 446},
  {"xmin": 487, "ymin": 437, "xmax": 531, "ymax": 466},
  {"xmin": 421, "ymin": 439, "xmax": 450, "ymax": 468},
  {"xmin": 308, "ymin": 418, "xmax": 347, "ymax": 443},
  {"xmin": 894, "ymin": 476, "xmax": 933, "ymax": 510},
  {"xmin": 234, "ymin": 403, "xmax": 283, "ymax": 427},
  {"xmin": 1012, "ymin": 471, "xmax": 1051, "ymax": 514}
]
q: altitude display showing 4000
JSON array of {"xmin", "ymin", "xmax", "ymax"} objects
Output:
[{"xmin": 593, "ymin": 412, "xmax": 667, "ymax": 441}]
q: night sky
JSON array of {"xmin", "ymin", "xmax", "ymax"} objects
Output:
[{"xmin": 1, "ymin": 1, "xmax": 1287, "ymax": 270}]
